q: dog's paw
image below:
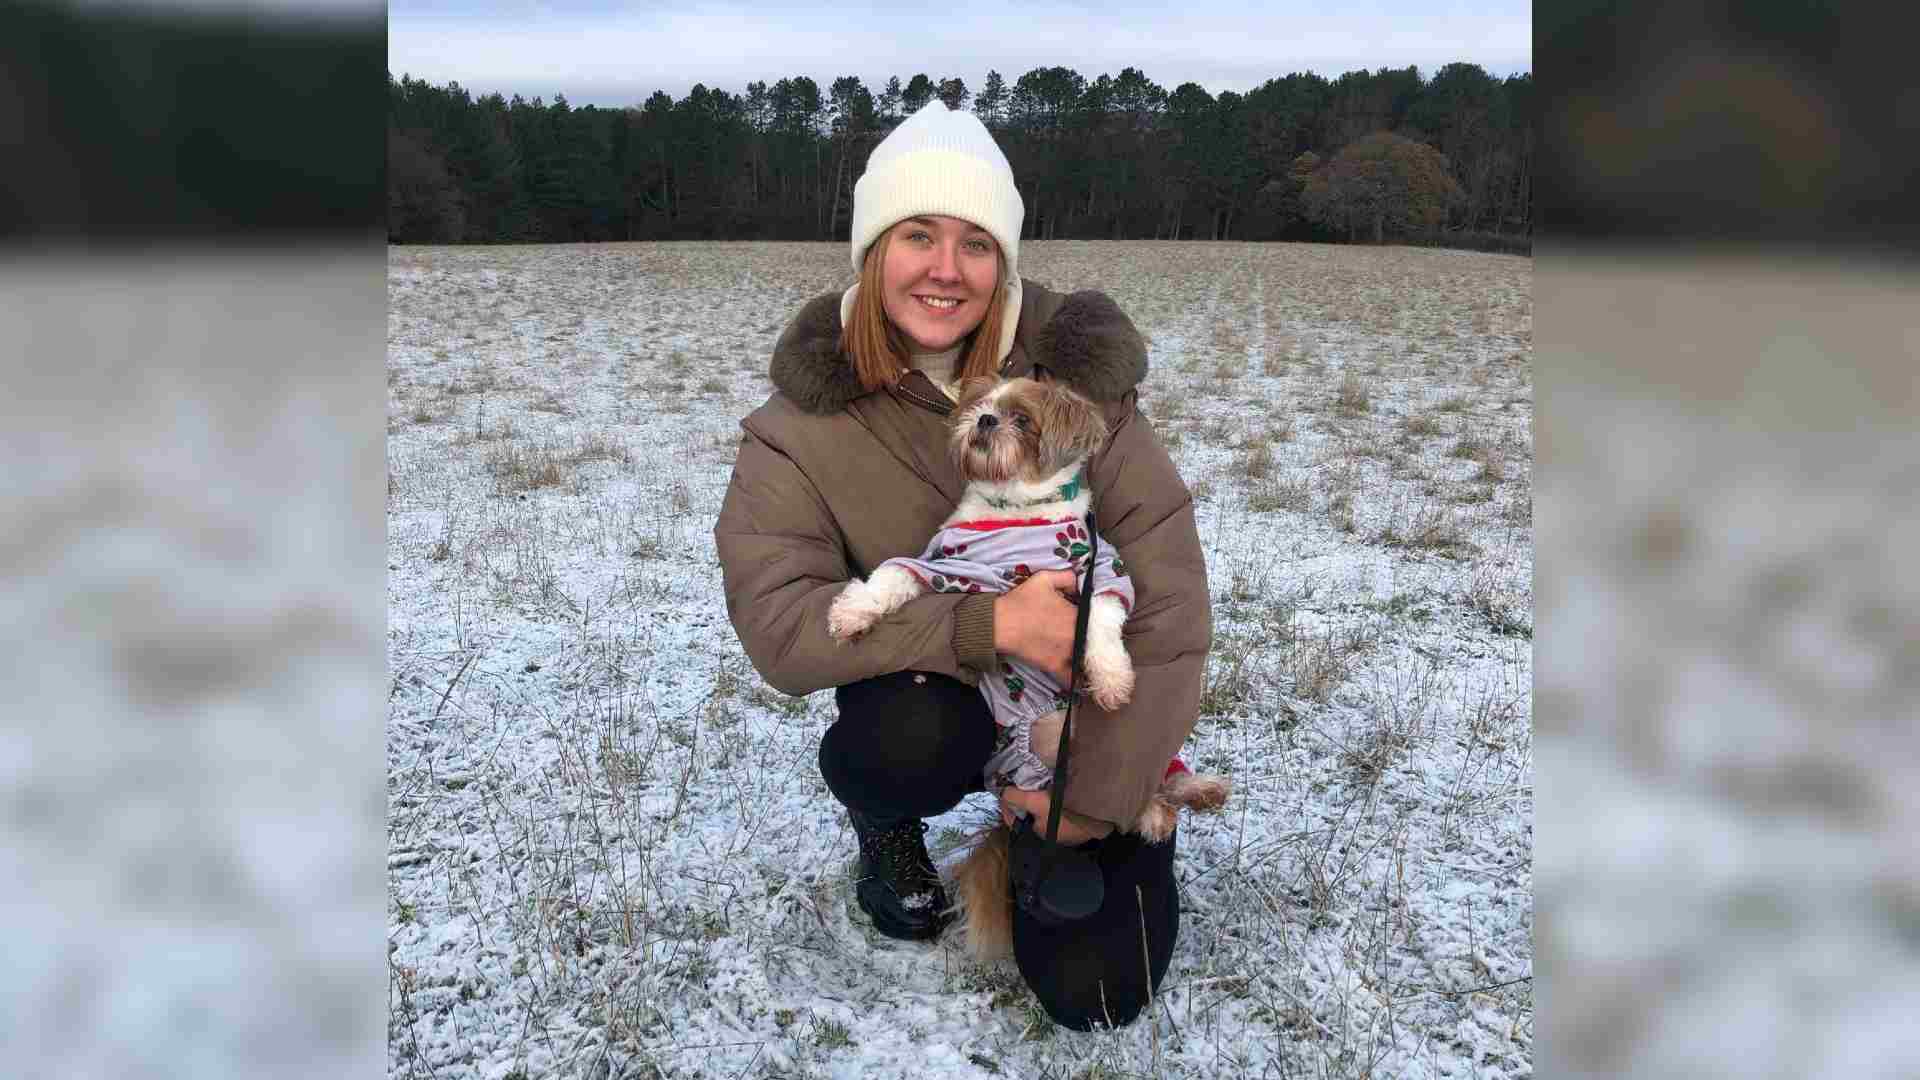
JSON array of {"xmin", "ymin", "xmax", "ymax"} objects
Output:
[
  {"xmin": 827, "ymin": 586, "xmax": 883, "ymax": 642},
  {"xmin": 1085, "ymin": 646, "xmax": 1135, "ymax": 710}
]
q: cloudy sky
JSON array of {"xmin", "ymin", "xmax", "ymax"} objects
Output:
[{"xmin": 388, "ymin": 1, "xmax": 1531, "ymax": 107}]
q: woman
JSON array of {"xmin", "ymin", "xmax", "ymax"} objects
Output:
[{"xmin": 714, "ymin": 101, "xmax": 1210, "ymax": 1031}]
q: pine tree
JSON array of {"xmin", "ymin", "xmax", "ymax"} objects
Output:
[
  {"xmin": 901, "ymin": 74, "xmax": 933, "ymax": 113},
  {"xmin": 877, "ymin": 76, "xmax": 903, "ymax": 127},
  {"xmin": 974, "ymin": 70, "xmax": 1006, "ymax": 127}
]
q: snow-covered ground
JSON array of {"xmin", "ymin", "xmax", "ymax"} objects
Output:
[{"xmin": 386, "ymin": 240, "xmax": 1533, "ymax": 1079}]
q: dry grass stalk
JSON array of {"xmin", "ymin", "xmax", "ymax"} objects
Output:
[
  {"xmin": 1238, "ymin": 441, "xmax": 1275, "ymax": 480},
  {"xmin": 1248, "ymin": 472, "xmax": 1312, "ymax": 514},
  {"xmin": 1401, "ymin": 412, "xmax": 1443, "ymax": 437},
  {"xmin": 1336, "ymin": 373, "xmax": 1373, "ymax": 414}
]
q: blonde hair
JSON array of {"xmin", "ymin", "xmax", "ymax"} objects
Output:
[{"xmin": 841, "ymin": 227, "xmax": 1010, "ymax": 394}]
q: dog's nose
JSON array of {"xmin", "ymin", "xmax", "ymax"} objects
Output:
[{"xmin": 976, "ymin": 414, "xmax": 998, "ymax": 432}]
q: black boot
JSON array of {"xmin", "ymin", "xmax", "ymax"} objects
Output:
[{"xmin": 847, "ymin": 808, "xmax": 950, "ymax": 941}]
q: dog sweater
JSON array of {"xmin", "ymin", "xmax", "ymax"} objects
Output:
[{"xmin": 874, "ymin": 514, "xmax": 1133, "ymax": 792}]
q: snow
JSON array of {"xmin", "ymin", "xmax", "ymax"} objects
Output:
[{"xmin": 387, "ymin": 239, "xmax": 1532, "ymax": 1078}]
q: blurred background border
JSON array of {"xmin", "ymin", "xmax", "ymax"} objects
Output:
[
  {"xmin": 1534, "ymin": 3, "xmax": 1920, "ymax": 1077},
  {"xmin": 3, "ymin": 0, "xmax": 1918, "ymax": 1074}
]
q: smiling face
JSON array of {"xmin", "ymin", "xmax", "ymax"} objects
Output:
[{"xmin": 879, "ymin": 215, "xmax": 1001, "ymax": 353}]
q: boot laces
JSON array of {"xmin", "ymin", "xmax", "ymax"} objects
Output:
[{"xmin": 856, "ymin": 818, "xmax": 940, "ymax": 906}]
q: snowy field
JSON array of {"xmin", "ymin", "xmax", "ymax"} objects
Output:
[{"xmin": 386, "ymin": 240, "xmax": 1533, "ymax": 1079}]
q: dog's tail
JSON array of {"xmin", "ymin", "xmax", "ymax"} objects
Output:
[
  {"xmin": 949, "ymin": 826, "xmax": 1014, "ymax": 962},
  {"xmin": 1133, "ymin": 761, "xmax": 1231, "ymax": 843}
]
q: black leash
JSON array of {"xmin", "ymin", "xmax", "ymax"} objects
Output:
[
  {"xmin": 1043, "ymin": 506, "xmax": 1097, "ymax": 846},
  {"xmin": 1009, "ymin": 504, "xmax": 1107, "ymax": 926}
]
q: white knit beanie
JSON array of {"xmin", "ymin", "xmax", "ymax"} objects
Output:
[{"xmin": 842, "ymin": 100, "xmax": 1025, "ymax": 364}]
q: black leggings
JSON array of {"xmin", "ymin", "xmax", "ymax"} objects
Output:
[{"xmin": 821, "ymin": 670, "xmax": 1179, "ymax": 1031}]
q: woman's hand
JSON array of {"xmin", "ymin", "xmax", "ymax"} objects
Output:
[
  {"xmin": 999, "ymin": 786, "xmax": 1116, "ymax": 845},
  {"xmin": 992, "ymin": 569, "xmax": 1080, "ymax": 683}
]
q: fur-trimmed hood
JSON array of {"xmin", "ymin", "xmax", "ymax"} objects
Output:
[{"xmin": 770, "ymin": 278, "xmax": 1149, "ymax": 415}]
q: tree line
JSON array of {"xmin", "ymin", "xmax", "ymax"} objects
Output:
[{"xmin": 389, "ymin": 64, "xmax": 1531, "ymax": 253}]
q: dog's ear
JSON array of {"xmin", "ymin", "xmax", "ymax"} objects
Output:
[
  {"xmin": 954, "ymin": 375, "xmax": 999, "ymax": 415},
  {"xmin": 1033, "ymin": 379, "xmax": 1109, "ymax": 471}
]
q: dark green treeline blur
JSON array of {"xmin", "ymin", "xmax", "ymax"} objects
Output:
[{"xmin": 386, "ymin": 66, "xmax": 1535, "ymax": 253}]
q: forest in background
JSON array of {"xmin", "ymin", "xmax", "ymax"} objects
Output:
[{"xmin": 389, "ymin": 64, "xmax": 1532, "ymax": 254}]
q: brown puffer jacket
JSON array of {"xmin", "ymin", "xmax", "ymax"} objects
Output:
[{"xmin": 714, "ymin": 279, "xmax": 1211, "ymax": 827}]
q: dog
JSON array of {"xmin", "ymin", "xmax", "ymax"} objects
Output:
[
  {"xmin": 828, "ymin": 374, "xmax": 1135, "ymax": 792},
  {"xmin": 828, "ymin": 374, "xmax": 1230, "ymax": 959}
]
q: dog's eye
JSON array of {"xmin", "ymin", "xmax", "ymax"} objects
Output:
[{"xmin": 1009, "ymin": 412, "xmax": 1029, "ymax": 428}]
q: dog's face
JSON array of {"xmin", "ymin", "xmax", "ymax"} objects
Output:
[{"xmin": 950, "ymin": 376, "xmax": 1107, "ymax": 485}]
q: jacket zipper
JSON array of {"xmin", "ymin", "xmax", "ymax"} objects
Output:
[
  {"xmin": 894, "ymin": 376, "xmax": 953, "ymax": 416},
  {"xmin": 896, "ymin": 352, "xmax": 1022, "ymax": 416}
]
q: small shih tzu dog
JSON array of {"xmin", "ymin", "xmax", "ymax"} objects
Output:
[{"xmin": 828, "ymin": 374, "xmax": 1229, "ymax": 959}]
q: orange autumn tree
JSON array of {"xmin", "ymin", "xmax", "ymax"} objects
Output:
[{"xmin": 1302, "ymin": 131, "xmax": 1464, "ymax": 243}]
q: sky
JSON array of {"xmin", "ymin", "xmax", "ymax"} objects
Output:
[{"xmin": 387, "ymin": 0, "xmax": 1532, "ymax": 108}]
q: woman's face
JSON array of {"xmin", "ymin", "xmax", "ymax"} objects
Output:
[{"xmin": 879, "ymin": 215, "xmax": 1000, "ymax": 353}]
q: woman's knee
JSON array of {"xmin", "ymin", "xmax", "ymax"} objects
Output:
[
  {"xmin": 1019, "ymin": 835, "xmax": 1181, "ymax": 1031},
  {"xmin": 1034, "ymin": 979, "xmax": 1151, "ymax": 1031},
  {"xmin": 819, "ymin": 670, "xmax": 993, "ymax": 816},
  {"xmin": 827, "ymin": 671, "xmax": 991, "ymax": 765},
  {"xmin": 1024, "ymin": 931, "xmax": 1170, "ymax": 1031}
]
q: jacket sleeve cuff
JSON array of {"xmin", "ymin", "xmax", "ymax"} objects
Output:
[{"xmin": 952, "ymin": 592, "xmax": 998, "ymax": 672}]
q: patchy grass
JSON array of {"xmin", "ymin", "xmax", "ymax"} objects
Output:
[
  {"xmin": 484, "ymin": 440, "xmax": 567, "ymax": 494},
  {"xmin": 1335, "ymin": 373, "xmax": 1373, "ymax": 414},
  {"xmin": 1248, "ymin": 472, "xmax": 1312, "ymax": 514},
  {"xmin": 1376, "ymin": 498, "xmax": 1478, "ymax": 558},
  {"xmin": 814, "ymin": 1017, "xmax": 855, "ymax": 1050},
  {"xmin": 481, "ymin": 432, "xmax": 631, "ymax": 496},
  {"xmin": 1285, "ymin": 628, "xmax": 1353, "ymax": 704},
  {"xmin": 1451, "ymin": 424, "xmax": 1513, "ymax": 484},
  {"xmin": 570, "ymin": 431, "xmax": 632, "ymax": 464},
  {"xmin": 386, "ymin": 240, "xmax": 1533, "ymax": 1080},
  {"xmin": 1327, "ymin": 490, "xmax": 1357, "ymax": 533},
  {"xmin": 1400, "ymin": 412, "xmax": 1444, "ymax": 438},
  {"xmin": 1197, "ymin": 416, "xmax": 1235, "ymax": 447},
  {"xmin": 1465, "ymin": 565, "xmax": 1533, "ymax": 638},
  {"xmin": 528, "ymin": 390, "xmax": 572, "ymax": 415},
  {"xmin": 1261, "ymin": 413, "xmax": 1298, "ymax": 443},
  {"xmin": 1237, "ymin": 441, "xmax": 1275, "ymax": 480}
]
